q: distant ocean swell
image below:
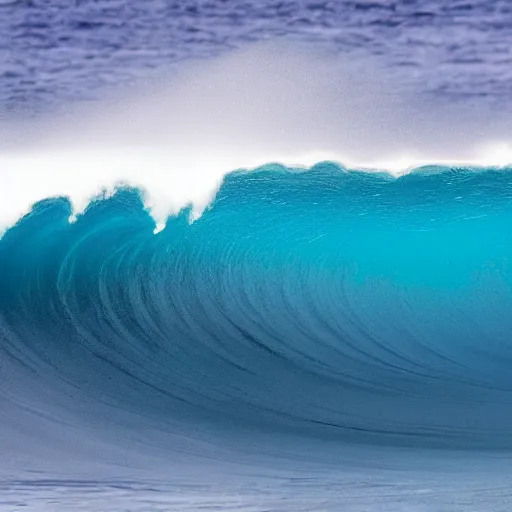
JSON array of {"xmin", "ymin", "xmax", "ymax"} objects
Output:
[{"xmin": 2, "ymin": 162, "xmax": 512, "ymax": 450}]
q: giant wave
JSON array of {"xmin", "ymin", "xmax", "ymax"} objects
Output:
[{"xmin": 2, "ymin": 162, "xmax": 512, "ymax": 457}]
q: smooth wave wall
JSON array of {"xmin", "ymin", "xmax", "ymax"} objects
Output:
[{"xmin": 2, "ymin": 163, "xmax": 512, "ymax": 452}]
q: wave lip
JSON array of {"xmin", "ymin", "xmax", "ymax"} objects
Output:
[{"xmin": 2, "ymin": 163, "xmax": 512, "ymax": 453}]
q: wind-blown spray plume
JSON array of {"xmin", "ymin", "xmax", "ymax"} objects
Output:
[{"xmin": 2, "ymin": 44, "xmax": 512, "ymax": 231}]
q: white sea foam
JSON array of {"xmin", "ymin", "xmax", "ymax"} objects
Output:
[{"xmin": 1, "ymin": 43, "xmax": 512, "ymax": 232}]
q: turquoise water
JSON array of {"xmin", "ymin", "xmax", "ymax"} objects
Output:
[{"xmin": 2, "ymin": 163, "xmax": 512, "ymax": 452}]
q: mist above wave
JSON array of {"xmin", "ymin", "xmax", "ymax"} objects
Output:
[{"xmin": 1, "ymin": 43, "xmax": 512, "ymax": 231}]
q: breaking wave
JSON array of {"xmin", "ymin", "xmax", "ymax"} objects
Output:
[{"xmin": 2, "ymin": 162, "xmax": 512, "ymax": 453}]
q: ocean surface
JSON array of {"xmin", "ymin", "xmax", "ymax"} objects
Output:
[
  {"xmin": 2, "ymin": 1, "xmax": 512, "ymax": 511},
  {"xmin": 4, "ymin": 0, "xmax": 512, "ymax": 113}
]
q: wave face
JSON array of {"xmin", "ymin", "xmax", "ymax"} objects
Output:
[{"xmin": 2, "ymin": 162, "xmax": 512, "ymax": 453}]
